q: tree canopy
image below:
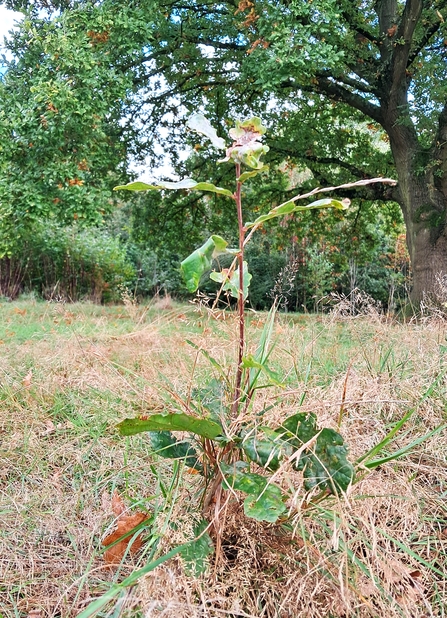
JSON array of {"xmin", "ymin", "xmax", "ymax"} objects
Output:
[{"xmin": 1, "ymin": 0, "xmax": 446, "ymax": 300}]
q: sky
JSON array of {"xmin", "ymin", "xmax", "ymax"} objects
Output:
[{"xmin": 0, "ymin": 6, "xmax": 22, "ymax": 69}]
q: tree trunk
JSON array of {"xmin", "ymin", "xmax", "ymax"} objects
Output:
[{"xmin": 390, "ymin": 133, "xmax": 447, "ymax": 305}]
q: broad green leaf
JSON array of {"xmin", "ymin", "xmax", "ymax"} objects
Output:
[
  {"xmin": 297, "ymin": 428, "xmax": 355, "ymax": 493},
  {"xmin": 117, "ymin": 412, "xmax": 222, "ymax": 440},
  {"xmin": 180, "ymin": 519, "xmax": 214, "ymax": 575},
  {"xmin": 275, "ymin": 413, "xmax": 354, "ymax": 494},
  {"xmin": 180, "ymin": 235, "xmax": 238, "ymax": 293},
  {"xmin": 193, "ymin": 182, "xmax": 234, "ymax": 197},
  {"xmin": 114, "ymin": 179, "xmax": 197, "ymax": 191},
  {"xmin": 149, "ymin": 431, "xmax": 202, "ymax": 471},
  {"xmin": 114, "ymin": 178, "xmax": 233, "ymax": 197},
  {"xmin": 209, "ymin": 261, "xmax": 252, "ymax": 300},
  {"xmin": 241, "ymin": 428, "xmax": 292, "ymax": 470},
  {"xmin": 245, "ymin": 198, "xmax": 349, "ymax": 229},
  {"xmin": 238, "ymin": 165, "xmax": 269, "ymax": 183},
  {"xmin": 220, "ymin": 461, "xmax": 287, "ymax": 523},
  {"xmin": 276, "ymin": 412, "xmax": 319, "ymax": 446},
  {"xmin": 186, "ymin": 113, "xmax": 226, "ymax": 150},
  {"xmin": 241, "ymin": 354, "xmax": 285, "ymax": 387}
]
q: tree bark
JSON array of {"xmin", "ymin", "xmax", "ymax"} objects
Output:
[{"xmin": 388, "ymin": 127, "xmax": 447, "ymax": 304}]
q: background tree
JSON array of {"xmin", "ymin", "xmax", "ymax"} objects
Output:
[
  {"xmin": 137, "ymin": 0, "xmax": 447, "ymax": 302},
  {"xmin": 2, "ymin": 0, "xmax": 439, "ymax": 302}
]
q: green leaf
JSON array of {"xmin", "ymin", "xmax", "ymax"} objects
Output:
[
  {"xmin": 220, "ymin": 142, "xmax": 269, "ymax": 170},
  {"xmin": 190, "ymin": 379, "xmax": 229, "ymax": 424},
  {"xmin": 209, "ymin": 260, "xmax": 252, "ymax": 300},
  {"xmin": 245, "ymin": 304, "xmax": 278, "ymax": 396},
  {"xmin": 241, "ymin": 354, "xmax": 285, "ymax": 387},
  {"xmin": 275, "ymin": 413, "xmax": 354, "ymax": 494},
  {"xmin": 238, "ymin": 165, "xmax": 269, "ymax": 183},
  {"xmin": 245, "ymin": 198, "xmax": 349, "ymax": 229},
  {"xmin": 114, "ymin": 178, "xmax": 233, "ymax": 197},
  {"xmin": 241, "ymin": 428, "xmax": 292, "ymax": 470},
  {"xmin": 298, "ymin": 428, "xmax": 354, "ymax": 493},
  {"xmin": 192, "ymin": 182, "xmax": 234, "ymax": 197},
  {"xmin": 180, "ymin": 235, "xmax": 238, "ymax": 293},
  {"xmin": 276, "ymin": 412, "xmax": 319, "ymax": 445},
  {"xmin": 149, "ymin": 431, "xmax": 202, "ymax": 471},
  {"xmin": 220, "ymin": 461, "xmax": 287, "ymax": 523},
  {"xmin": 186, "ymin": 113, "xmax": 226, "ymax": 150},
  {"xmin": 180, "ymin": 519, "xmax": 214, "ymax": 575},
  {"xmin": 117, "ymin": 413, "xmax": 222, "ymax": 440}
]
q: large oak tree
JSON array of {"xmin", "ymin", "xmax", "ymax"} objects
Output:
[{"xmin": 2, "ymin": 0, "xmax": 447, "ymax": 301}]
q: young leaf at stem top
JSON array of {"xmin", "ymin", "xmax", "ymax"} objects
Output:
[{"xmin": 186, "ymin": 113, "xmax": 227, "ymax": 150}]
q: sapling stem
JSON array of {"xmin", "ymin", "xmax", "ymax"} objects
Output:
[{"xmin": 232, "ymin": 163, "xmax": 245, "ymax": 418}]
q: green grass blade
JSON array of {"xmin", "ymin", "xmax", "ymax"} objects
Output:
[
  {"xmin": 77, "ymin": 544, "xmax": 188, "ymax": 618},
  {"xmin": 364, "ymin": 423, "xmax": 446, "ymax": 469},
  {"xmin": 185, "ymin": 339, "xmax": 228, "ymax": 382},
  {"xmin": 377, "ymin": 528, "xmax": 446, "ymax": 577},
  {"xmin": 357, "ymin": 371, "xmax": 446, "ymax": 465}
]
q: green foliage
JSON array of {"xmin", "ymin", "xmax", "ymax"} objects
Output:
[
  {"xmin": 5, "ymin": 0, "xmax": 447, "ymax": 302},
  {"xmin": 148, "ymin": 431, "xmax": 202, "ymax": 472},
  {"xmin": 180, "ymin": 235, "xmax": 238, "ymax": 293},
  {"xmin": 245, "ymin": 198, "xmax": 348, "ymax": 229},
  {"xmin": 118, "ymin": 412, "xmax": 222, "ymax": 440},
  {"xmin": 179, "ymin": 520, "xmax": 214, "ymax": 575},
  {"xmin": 0, "ymin": 223, "xmax": 135, "ymax": 301},
  {"xmin": 276, "ymin": 413, "xmax": 355, "ymax": 493},
  {"xmin": 220, "ymin": 462, "xmax": 287, "ymax": 523}
]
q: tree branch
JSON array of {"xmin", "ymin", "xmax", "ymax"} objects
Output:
[
  {"xmin": 316, "ymin": 70, "xmax": 376, "ymax": 96},
  {"xmin": 300, "ymin": 76, "xmax": 383, "ymax": 124},
  {"xmin": 387, "ymin": 0, "xmax": 422, "ymax": 103},
  {"xmin": 407, "ymin": 0, "xmax": 447, "ymax": 67}
]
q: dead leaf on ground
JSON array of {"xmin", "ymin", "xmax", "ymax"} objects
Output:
[
  {"xmin": 102, "ymin": 491, "xmax": 150, "ymax": 565},
  {"xmin": 111, "ymin": 490, "xmax": 126, "ymax": 516},
  {"xmin": 23, "ymin": 370, "xmax": 33, "ymax": 389}
]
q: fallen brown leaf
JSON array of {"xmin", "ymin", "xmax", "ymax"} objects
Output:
[
  {"xmin": 111, "ymin": 490, "xmax": 126, "ymax": 516},
  {"xmin": 102, "ymin": 492, "xmax": 150, "ymax": 565},
  {"xmin": 23, "ymin": 370, "xmax": 33, "ymax": 389}
]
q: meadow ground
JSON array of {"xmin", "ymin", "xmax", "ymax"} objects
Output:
[{"xmin": 0, "ymin": 297, "xmax": 446, "ymax": 617}]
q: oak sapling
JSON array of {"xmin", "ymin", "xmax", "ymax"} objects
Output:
[{"xmin": 114, "ymin": 114, "xmax": 394, "ymax": 553}]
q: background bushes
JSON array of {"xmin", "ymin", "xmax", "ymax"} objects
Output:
[{"xmin": 0, "ymin": 224, "xmax": 135, "ymax": 302}]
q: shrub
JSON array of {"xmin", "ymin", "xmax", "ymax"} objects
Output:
[{"xmin": 0, "ymin": 224, "xmax": 135, "ymax": 302}]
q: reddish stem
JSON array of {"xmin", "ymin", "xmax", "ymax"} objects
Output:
[{"xmin": 231, "ymin": 163, "xmax": 245, "ymax": 418}]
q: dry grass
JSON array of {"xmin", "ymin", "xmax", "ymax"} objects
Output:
[{"xmin": 0, "ymin": 298, "xmax": 446, "ymax": 617}]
